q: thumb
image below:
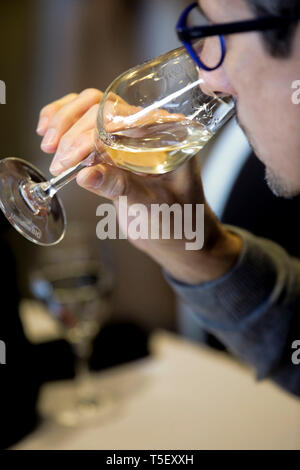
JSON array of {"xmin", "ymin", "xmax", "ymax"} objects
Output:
[{"xmin": 76, "ymin": 163, "xmax": 139, "ymax": 201}]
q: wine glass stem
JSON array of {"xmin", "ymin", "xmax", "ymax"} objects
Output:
[
  {"xmin": 21, "ymin": 151, "xmax": 100, "ymax": 213},
  {"xmin": 73, "ymin": 342, "xmax": 97, "ymax": 406},
  {"xmin": 41, "ymin": 151, "xmax": 98, "ymax": 198}
]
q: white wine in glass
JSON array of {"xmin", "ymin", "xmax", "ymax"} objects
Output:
[{"xmin": 0, "ymin": 43, "xmax": 234, "ymax": 245}]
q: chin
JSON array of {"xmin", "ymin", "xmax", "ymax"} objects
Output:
[
  {"xmin": 264, "ymin": 166, "xmax": 299, "ymax": 199},
  {"xmin": 236, "ymin": 111, "xmax": 300, "ymax": 199}
]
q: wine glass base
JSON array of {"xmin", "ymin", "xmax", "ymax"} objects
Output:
[
  {"xmin": 54, "ymin": 394, "xmax": 115, "ymax": 427},
  {"xmin": 0, "ymin": 157, "xmax": 66, "ymax": 245},
  {"xmin": 37, "ymin": 379, "xmax": 116, "ymax": 428}
]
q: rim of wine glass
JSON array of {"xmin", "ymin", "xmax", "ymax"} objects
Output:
[
  {"xmin": 97, "ymin": 44, "xmax": 234, "ymax": 137},
  {"xmin": 0, "ymin": 156, "xmax": 66, "ymax": 246}
]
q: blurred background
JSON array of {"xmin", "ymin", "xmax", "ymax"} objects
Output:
[
  {"xmin": 1, "ymin": 0, "xmax": 300, "ymax": 450},
  {"xmin": 0, "ymin": 0, "xmax": 195, "ymax": 328},
  {"xmin": 0, "ymin": 0, "xmax": 194, "ymax": 448}
]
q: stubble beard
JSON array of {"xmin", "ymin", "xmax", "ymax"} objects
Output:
[
  {"xmin": 234, "ymin": 104, "xmax": 296, "ymax": 199},
  {"xmin": 264, "ymin": 167, "xmax": 295, "ymax": 199}
]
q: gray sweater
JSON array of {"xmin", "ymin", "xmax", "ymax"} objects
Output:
[{"xmin": 164, "ymin": 225, "xmax": 300, "ymax": 397}]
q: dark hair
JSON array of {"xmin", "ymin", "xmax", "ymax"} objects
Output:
[{"xmin": 246, "ymin": 0, "xmax": 300, "ymax": 57}]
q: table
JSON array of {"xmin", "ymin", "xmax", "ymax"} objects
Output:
[{"xmin": 14, "ymin": 330, "xmax": 300, "ymax": 450}]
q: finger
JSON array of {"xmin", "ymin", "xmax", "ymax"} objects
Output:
[
  {"xmin": 103, "ymin": 98, "xmax": 185, "ymax": 134},
  {"xmin": 49, "ymin": 104, "xmax": 99, "ymax": 172},
  {"xmin": 76, "ymin": 163, "xmax": 149, "ymax": 202},
  {"xmin": 49, "ymin": 128, "xmax": 95, "ymax": 175},
  {"xmin": 36, "ymin": 93, "xmax": 78, "ymax": 136},
  {"xmin": 41, "ymin": 88, "xmax": 103, "ymax": 154}
]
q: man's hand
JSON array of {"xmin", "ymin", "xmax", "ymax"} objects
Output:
[{"xmin": 36, "ymin": 88, "xmax": 242, "ymax": 284}]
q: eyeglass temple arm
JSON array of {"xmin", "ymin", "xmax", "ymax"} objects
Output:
[{"xmin": 177, "ymin": 15, "xmax": 300, "ymax": 41}]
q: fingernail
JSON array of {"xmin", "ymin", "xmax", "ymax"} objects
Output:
[
  {"xmin": 59, "ymin": 153, "xmax": 75, "ymax": 168},
  {"xmin": 41, "ymin": 128, "xmax": 58, "ymax": 150},
  {"xmin": 78, "ymin": 169, "xmax": 103, "ymax": 189},
  {"xmin": 49, "ymin": 160, "xmax": 64, "ymax": 175},
  {"xmin": 36, "ymin": 117, "xmax": 49, "ymax": 135}
]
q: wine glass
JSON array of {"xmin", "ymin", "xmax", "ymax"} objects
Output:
[
  {"xmin": 0, "ymin": 42, "xmax": 235, "ymax": 246},
  {"xmin": 30, "ymin": 247, "xmax": 114, "ymax": 426}
]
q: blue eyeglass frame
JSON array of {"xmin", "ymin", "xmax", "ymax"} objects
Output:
[
  {"xmin": 176, "ymin": 2, "xmax": 226, "ymax": 71},
  {"xmin": 176, "ymin": 2, "xmax": 300, "ymax": 72}
]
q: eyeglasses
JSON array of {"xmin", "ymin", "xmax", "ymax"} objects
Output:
[{"xmin": 176, "ymin": 2, "xmax": 300, "ymax": 71}]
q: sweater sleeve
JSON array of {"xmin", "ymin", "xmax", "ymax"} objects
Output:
[{"xmin": 164, "ymin": 225, "xmax": 300, "ymax": 397}]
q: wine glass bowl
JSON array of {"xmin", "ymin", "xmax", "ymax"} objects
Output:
[
  {"xmin": 96, "ymin": 46, "xmax": 234, "ymax": 175},
  {"xmin": 30, "ymin": 260, "xmax": 109, "ymax": 343}
]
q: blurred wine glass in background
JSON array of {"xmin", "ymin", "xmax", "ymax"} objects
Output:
[{"xmin": 29, "ymin": 223, "xmax": 115, "ymax": 426}]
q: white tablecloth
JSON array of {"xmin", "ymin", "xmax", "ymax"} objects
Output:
[{"xmin": 14, "ymin": 331, "xmax": 300, "ymax": 450}]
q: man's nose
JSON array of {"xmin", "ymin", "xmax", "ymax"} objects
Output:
[
  {"xmin": 199, "ymin": 66, "xmax": 237, "ymax": 96},
  {"xmin": 197, "ymin": 37, "xmax": 237, "ymax": 96}
]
